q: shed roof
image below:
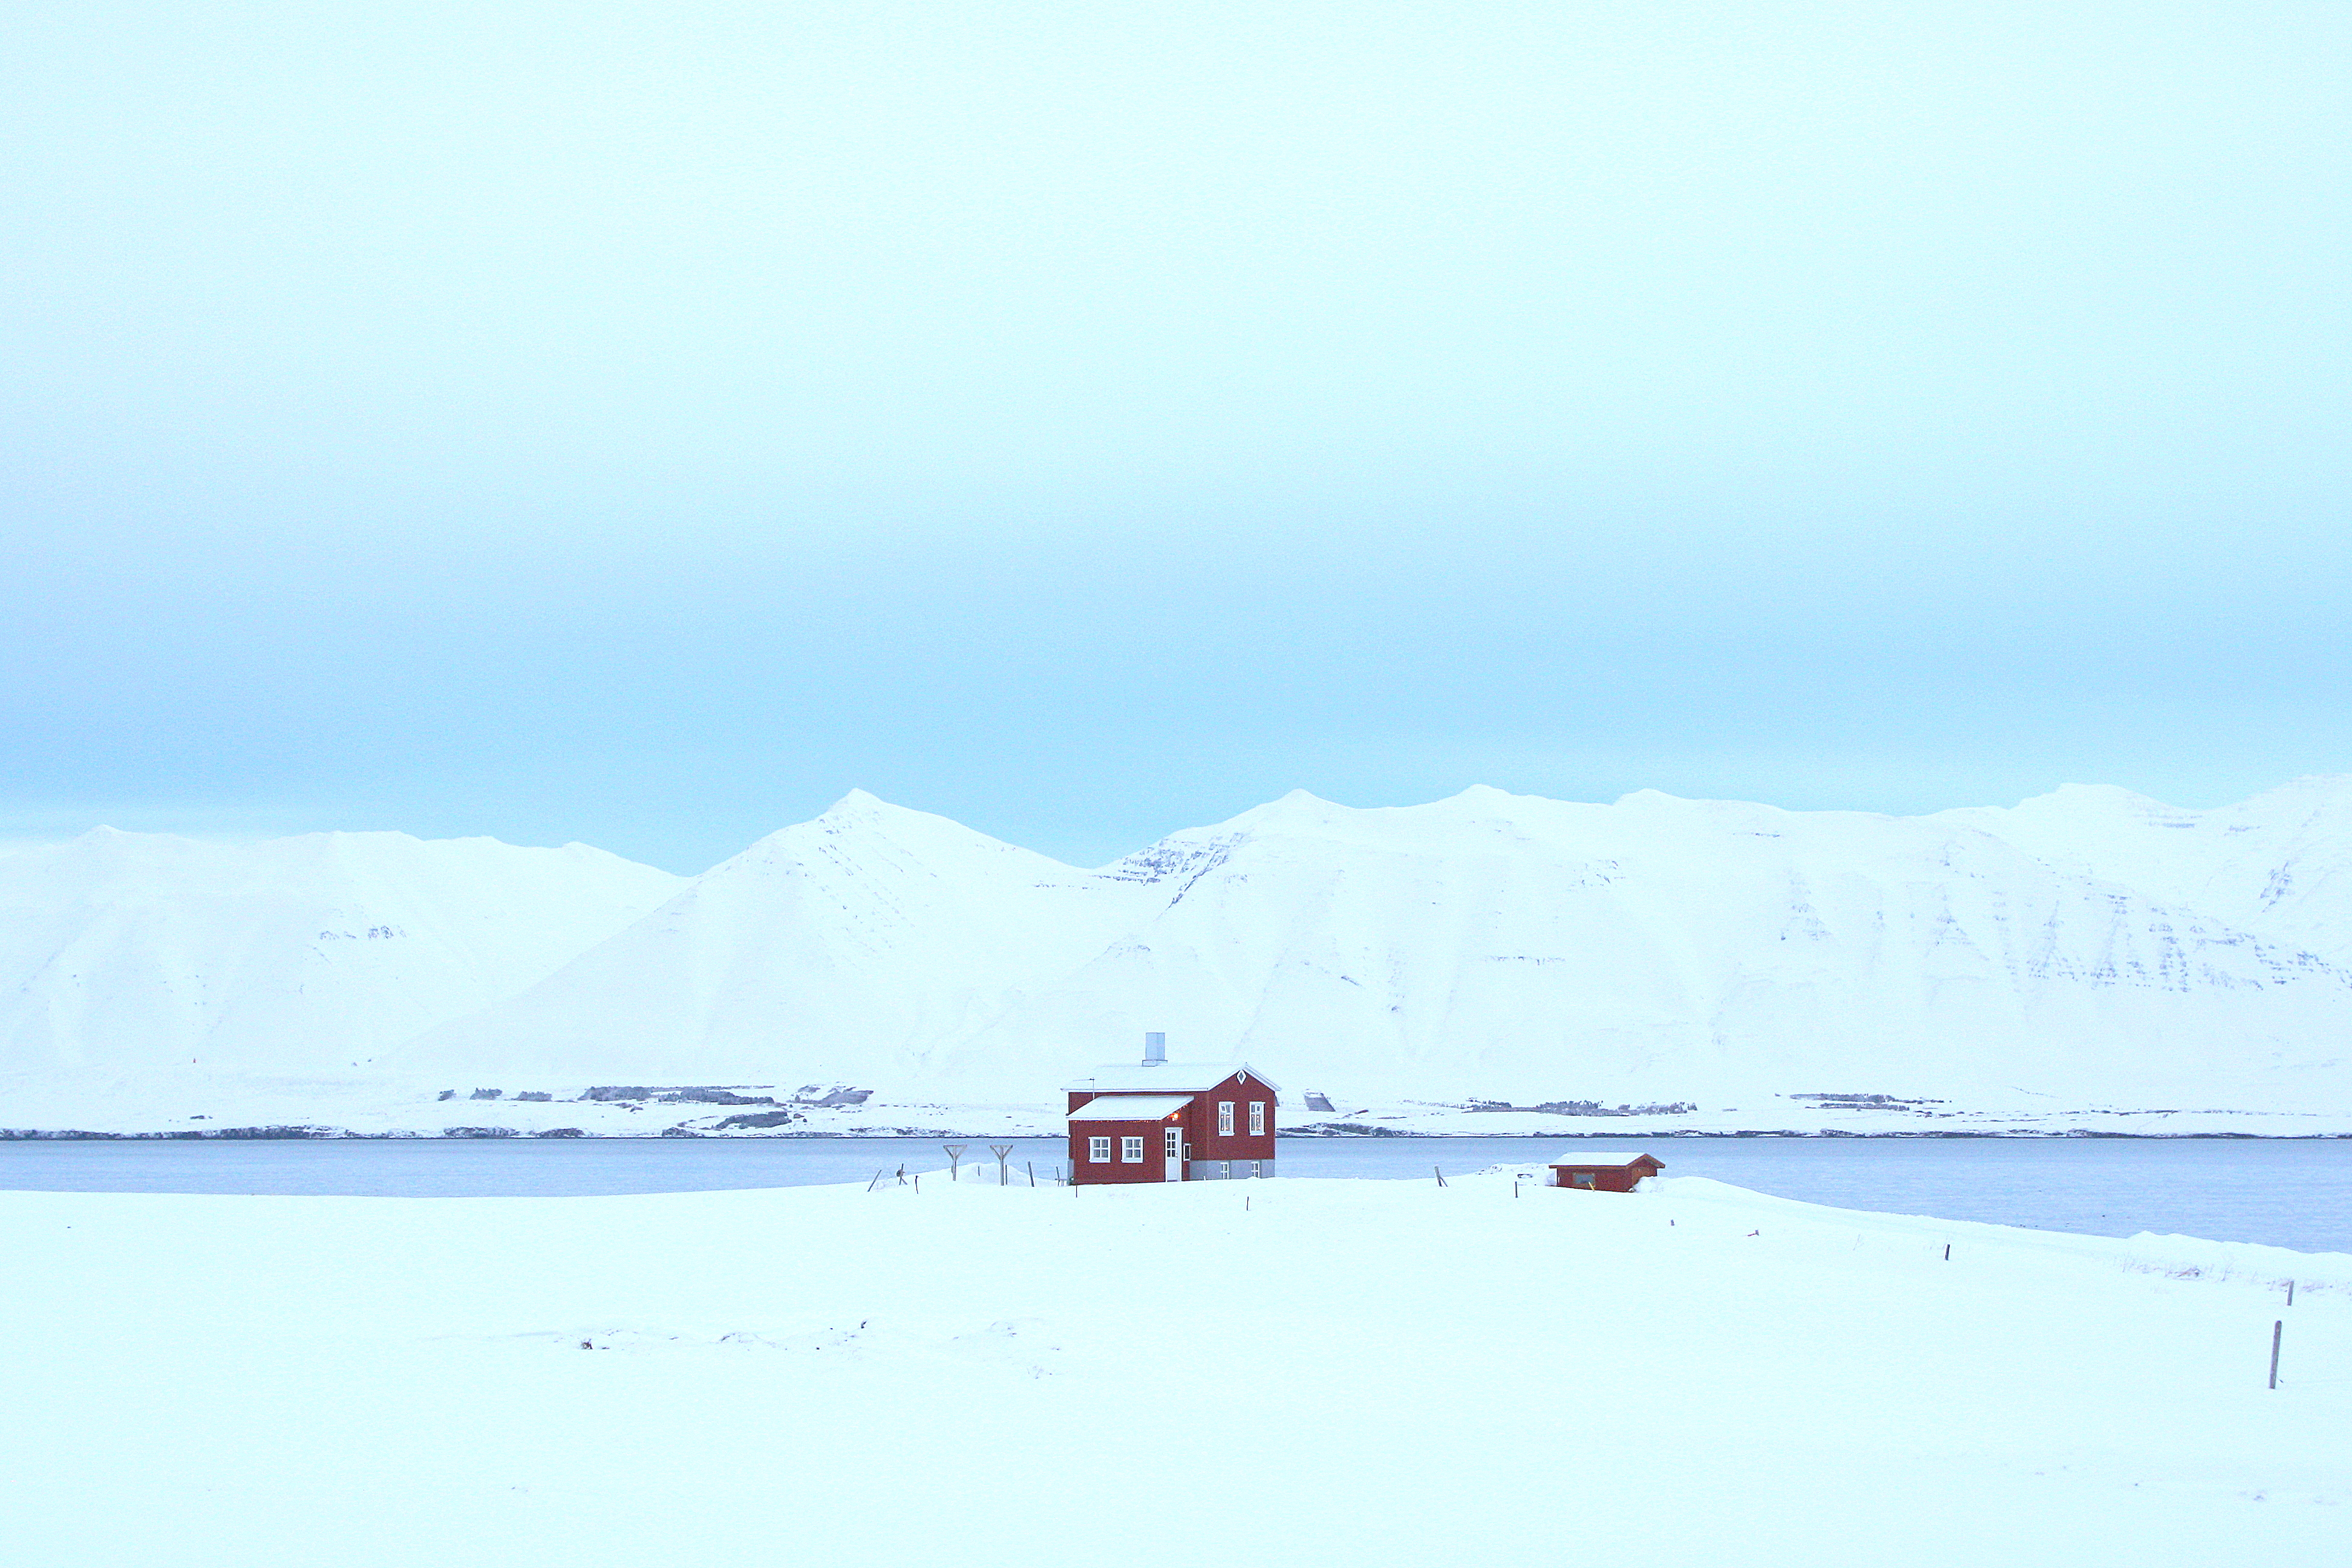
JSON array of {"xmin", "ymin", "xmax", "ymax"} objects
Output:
[
  {"xmin": 1068, "ymin": 1094, "xmax": 1197, "ymax": 1122},
  {"xmin": 1061, "ymin": 1062, "xmax": 1280, "ymax": 1094},
  {"xmin": 1548, "ymin": 1152, "xmax": 1664, "ymax": 1168}
]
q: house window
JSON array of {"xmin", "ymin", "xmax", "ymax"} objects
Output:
[
  {"xmin": 1571, "ymin": 1171, "xmax": 1597, "ymax": 1188},
  {"xmin": 1218, "ymin": 1101, "xmax": 1235, "ymax": 1136},
  {"xmin": 1249, "ymin": 1101, "xmax": 1265, "ymax": 1136},
  {"xmin": 1250, "ymin": 1160, "xmax": 1263, "ymax": 1178},
  {"xmin": 1088, "ymin": 1137, "xmax": 1111, "ymax": 1163},
  {"xmin": 1219, "ymin": 1160, "xmax": 1231, "ymax": 1179},
  {"xmin": 1121, "ymin": 1136, "xmax": 1145, "ymax": 1163}
]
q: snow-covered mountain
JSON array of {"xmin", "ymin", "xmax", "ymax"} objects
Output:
[
  {"xmin": 396, "ymin": 790, "xmax": 1165, "ymax": 1089},
  {"xmin": 11, "ymin": 782, "xmax": 2352, "ymax": 1134},
  {"xmin": 1938, "ymin": 777, "xmax": 2352, "ymax": 967},
  {"xmin": 389, "ymin": 781, "xmax": 2352, "ymax": 1124},
  {"xmin": 0, "ymin": 829, "xmax": 682, "ymax": 1089}
]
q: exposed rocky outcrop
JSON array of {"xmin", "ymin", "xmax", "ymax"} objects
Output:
[
  {"xmin": 1, "ymin": 1125, "xmax": 338, "ymax": 1140},
  {"xmin": 583, "ymin": 1085, "xmax": 777, "ymax": 1105},
  {"xmin": 711, "ymin": 1110, "xmax": 799, "ymax": 1131},
  {"xmin": 1466, "ymin": 1099, "xmax": 1699, "ymax": 1117},
  {"xmin": 794, "ymin": 1086, "xmax": 872, "ymax": 1108}
]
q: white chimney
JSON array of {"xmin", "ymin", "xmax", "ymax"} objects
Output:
[{"xmin": 1142, "ymin": 1031, "xmax": 1166, "ymax": 1066}]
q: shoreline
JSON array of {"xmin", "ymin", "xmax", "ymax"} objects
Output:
[{"xmin": 6, "ymin": 1125, "xmax": 2352, "ymax": 1142}]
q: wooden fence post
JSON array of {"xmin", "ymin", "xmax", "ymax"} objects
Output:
[{"xmin": 2270, "ymin": 1320, "xmax": 2283, "ymax": 1390}]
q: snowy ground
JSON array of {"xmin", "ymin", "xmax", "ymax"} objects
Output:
[{"xmin": 2, "ymin": 1169, "xmax": 2343, "ymax": 1565}]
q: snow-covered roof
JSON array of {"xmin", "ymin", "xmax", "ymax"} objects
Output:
[
  {"xmin": 1061, "ymin": 1062, "xmax": 1280, "ymax": 1093},
  {"xmin": 1547, "ymin": 1152, "xmax": 1664, "ymax": 1166},
  {"xmin": 1067, "ymin": 1094, "xmax": 1197, "ymax": 1122}
]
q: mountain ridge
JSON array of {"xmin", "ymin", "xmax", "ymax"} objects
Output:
[
  {"xmin": 389, "ymin": 779, "xmax": 2352, "ymax": 1116},
  {"xmin": 10, "ymin": 780, "xmax": 2352, "ymax": 1130},
  {"xmin": 0, "ymin": 828, "xmax": 682, "ymax": 1082}
]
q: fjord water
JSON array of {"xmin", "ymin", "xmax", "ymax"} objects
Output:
[{"xmin": 2, "ymin": 1136, "xmax": 2347, "ymax": 1254}]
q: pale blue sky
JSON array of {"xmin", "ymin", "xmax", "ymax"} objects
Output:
[{"xmin": 5, "ymin": 2, "xmax": 2348, "ymax": 871}]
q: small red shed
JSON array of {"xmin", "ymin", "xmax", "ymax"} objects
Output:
[
  {"xmin": 1548, "ymin": 1152, "xmax": 1664, "ymax": 1192},
  {"xmin": 1065, "ymin": 1036, "xmax": 1278, "ymax": 1185}
]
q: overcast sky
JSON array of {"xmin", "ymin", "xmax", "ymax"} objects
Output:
[{"xmin": 5, "ymin": 2, "xmax": 2348, "ymax": 872}]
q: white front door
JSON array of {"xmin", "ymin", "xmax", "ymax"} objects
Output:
[{"xmin": 1163, "ymin": 1126, "xmax": 1184, "ymax": 1181}]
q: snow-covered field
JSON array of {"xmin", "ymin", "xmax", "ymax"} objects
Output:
[{"xmin": 5, "ymin": 1169, "xmax": 2342, "ymax": 1565}]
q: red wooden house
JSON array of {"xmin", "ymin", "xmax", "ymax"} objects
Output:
[
  {"xmin": 1065, "ymin": 1035, "xmax": 1278, "ymax": 1184},
  {"xmin": 1547, "ymin": 1152, "xmax": 1664, "ymax": 1192}
]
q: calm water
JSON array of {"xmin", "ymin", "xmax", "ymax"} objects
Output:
[{"xmin": 3, "ymin": 1135, "xmax": 2348, "ymax": 1255}]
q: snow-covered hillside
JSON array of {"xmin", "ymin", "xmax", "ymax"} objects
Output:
[
  {"xmin": 400, "ymin": 790, "xmax": 1167, "ymax": 1088},
  {"xmin": 0, "ymin": 829, "xmax": 681, "ymax": 1097},
  {"xmin": 13, "ymin": 782, "xmax": 2352, "ymax": 1135},
  {"xmin": 1941, "ymin": 776, "xmax": 2352, "ymax": 966},
  {"xmin": 387, "ymin": 781, "xmax": 2352, "ymax": 1130}
]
